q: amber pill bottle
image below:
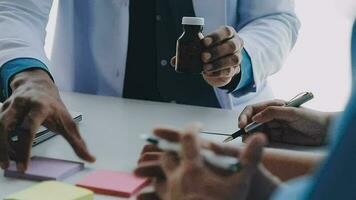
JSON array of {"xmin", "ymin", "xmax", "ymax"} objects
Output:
[{"xmin": 175, "ymin": 17, "xmax": 205, "ymax": 74}]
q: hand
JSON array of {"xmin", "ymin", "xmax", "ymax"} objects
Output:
[
  {"xmin": 0, "ymin": 69, "xmax": 95, "ymax": 172},
  {"xmin": 208, "ymin": 144, "xmax": 281, "ymax": 200},
  {"xmin": 201, "ymin": 26, "xmax": 243, "ymax": 87},
  {"xmin": 171, "ymin": 26, "xmax": 243, "ymax": 87},
  {"xmin": 238, "ymin": 100, "xmax": 335, "ymax": 146},
  {"xmin": 135, "ymin": 124, "xmax": 268, "ymax": 200}
]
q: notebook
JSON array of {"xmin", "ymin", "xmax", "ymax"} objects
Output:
[
  {"xmin": 4, "ymin": 181, "xmax": 93, "ymax": 200},
  {"xmin": 4, "ymin": 156, "xmax": 84, "ymax": 181},
  {"xmin": 76, "ymin": 170, "xmax": 150, "ymax": 198}
]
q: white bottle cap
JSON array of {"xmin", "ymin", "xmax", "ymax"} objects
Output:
[{"xmin": 182, "ymin": 17, "xmax": 205, "ymax": 26}]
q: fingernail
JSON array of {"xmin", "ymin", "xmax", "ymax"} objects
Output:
[
  {"xmin": 203, "ymin": 37, "xmax": 213, "ymax": 47},
  {"xmin": 90, "ymin": 156, "xmax": 96, "ymax": 163},
  {"xmin": 201, "ymin": 52, "xmax": 212, "ymax": 62},
  {"xmin": 87, "ymin": 153, "xmax": 96, "ymax": 163},
  {"xmin": 204, "ymin": 64, "xmax": 214, "ymax": 71}
]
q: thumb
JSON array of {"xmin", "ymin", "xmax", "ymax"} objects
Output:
[
  {"xmin": 232, "ymin": 133, "xmax": 266, "ymax": 180},
  {"xmin": 252, "ymin": 106, "xmax": 298, "ymax": 123}
]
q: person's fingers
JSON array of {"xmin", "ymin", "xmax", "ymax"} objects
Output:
[
  {"xmin": 170, "ymin": 57, "xmax": 176, "ymax": 68},
  {"xmin": 238, "ymin": 100, "xmax": 285, "ymax": 128},
  {"xmin": 140, "ymin": 144, "xmax": 162, "ymax": 155},
  {"xmin": 137, "ymin": 192, "xmax": 161, "ymax": 200},
  {"xmin": 181, "ymin": 124, "xmax": 202, "ymax": 164},
  {"xmin": 1, "ymin": 101, "xmax": 11, "ymax": 112},
  {"xmin": 201, "ymin": 38, "xmax": 242, "ymax": 63},
  {"xmin": 203, "ymin": 53, "xmax": 242, "ymax": 73},
  {"xmin": 209, "ymin": 143, "xmax": 240, "ymax": 157},
  {"xmin": 135, "ymin": 161, "xmax": 165, "ymax": 179},
  {"xmin": 153, "ymin": 128, "xmax": 181, "ymax": 142},
  {"xmin": 0, "ymin": 130, "xmax": 10, "ymax": 169},
  {"xmin": 14, "ymin": 105, "xmax": 49, "ymax": 172},
  {"xmin": 58, "ymin": 111, "xmax": 96, "ymax": 162},
  {"xmin": 265, "ymin": 121, "xmax": 284, "ymax": 129},
  {"xmin": 161, "ymin": 152, "xmax": 179, "ymax": 175},
  {"xmin": 0, "ymin": 97, "xmax": 31, "ymax": 169},
  {"xmin": 202, "ymin": 26, "xmax": 235, "ymax": 47},
  {"xmin": 203, "ymin": 66, "xmax": 240, "ymax": 78},
  {"xmin": 7, "ymin": 141, "xmax": 16, "ymax": 161},
  {"xmin": 238, "ymin": 106, "xmax": 254, "ymax": 128},
  {"xmin": 232, "ymin": 133, "xmax": 266, "ymax": 181},
  {"xmin": 252, "ymin": 106, "xmax": 299, "ymax": 124},
  {"xmin": 0, "ymin": 107, "xmax": 21, "ymax": 169},
  {"xmin": 207, "ymin": 143, "xmax": 242, "ymax": 176},
  {"xmin": 138, "ymin": 152, "xmax": 163, "ymax": 164}
]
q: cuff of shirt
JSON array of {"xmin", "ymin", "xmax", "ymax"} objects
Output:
[
  {"xmin": 0, "ymin": 58, "xmax": 52, "ymax": 100},
  {"xmin": 219, "ymin": 48, "xmax": 256, "ymax": 96}
]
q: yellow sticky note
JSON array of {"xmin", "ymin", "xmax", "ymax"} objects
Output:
[{"xmin": 4, "ymin": 181, "xmax": 93, "ymax": 200}]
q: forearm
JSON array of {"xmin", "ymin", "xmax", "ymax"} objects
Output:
[
  {"xmin": 247, "ymin": 166, "xmax": 281, "ymax": 200},
  {"xmin": 262, "ymin": 149, "xmax": 324, "ymax": 181},
  {"xmin": 325, "ymin": 112, "xmax": 341, "ymax": 127},
  {"xmin": 246, "ymin": 149, "xmax": 323, "ymax": 200}
]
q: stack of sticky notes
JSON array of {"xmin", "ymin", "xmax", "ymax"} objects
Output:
[
  {"xmin": 4, "ymin": 156, "xmax": 84, "ymax": 181},
  {"xmin": 76, "ymin": 170, "xmax": 150, "ymax": 198},
  {"xmin": 3, "ymin": 156, "xmax": 150, "ymax": 199},
  {"xmin": 4, "ymin": 181, "xmax": 93, "ymax": 200}
]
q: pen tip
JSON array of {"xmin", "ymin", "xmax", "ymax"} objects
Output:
[{"xmin": 223, "ymin": 136, "xmax": 234, "ymax": 143}]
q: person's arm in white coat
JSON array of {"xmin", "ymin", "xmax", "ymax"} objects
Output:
[{"xmin": 234, "ymin": 0, "xmax": 300, "ymax": 95}]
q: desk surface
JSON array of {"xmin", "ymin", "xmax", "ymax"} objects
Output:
[{"xmin": 0, "ymin": 92, "xmax": 325, "ymax": 199}]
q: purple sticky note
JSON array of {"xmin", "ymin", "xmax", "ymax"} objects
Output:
[{"xmin": 4, "ymin": 156, "xmax": 84, "ymax": 181}]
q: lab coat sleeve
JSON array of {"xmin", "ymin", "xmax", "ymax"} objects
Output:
[
  {"xmin": 236, "ymin": 0, "xmax": 300, "ymax": 91},
  {"xmin": 0, "ymin": 0, "xmax": 53, "ymax": 70}
]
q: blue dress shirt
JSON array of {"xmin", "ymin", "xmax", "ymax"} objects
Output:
[{"xmin": 232, "ymin": 48, "xmax": 255, "ymax": 96}]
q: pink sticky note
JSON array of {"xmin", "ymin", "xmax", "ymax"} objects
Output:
[{"xmin": 76, "ymin": 170, "xmax": 150, "ymax": 198}]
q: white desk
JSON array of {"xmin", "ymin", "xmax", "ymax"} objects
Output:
[{"xmin": 0, "ymin": 92, "xmax": 325, "ymax": 199}]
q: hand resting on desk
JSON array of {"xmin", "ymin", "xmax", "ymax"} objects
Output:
[{"xmin": 0, "ymin": 69, "xmax": 95, "ymax": 172}]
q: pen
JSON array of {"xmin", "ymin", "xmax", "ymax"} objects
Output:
[
  {"xmin": 141, "ymin": 135, "xmax": 240, "ymax": 172},
  {"xmin": 223, "ymin": 92, "xmax": 314, "ymax": 143},
  {"xmin": 200, "ymin": 131, "xmax": 231, "ymax": 136}
]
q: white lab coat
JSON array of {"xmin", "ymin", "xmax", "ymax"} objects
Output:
[{"xmin": 0, "ymin": 0, "xmax": 300, "ymax": 112}]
